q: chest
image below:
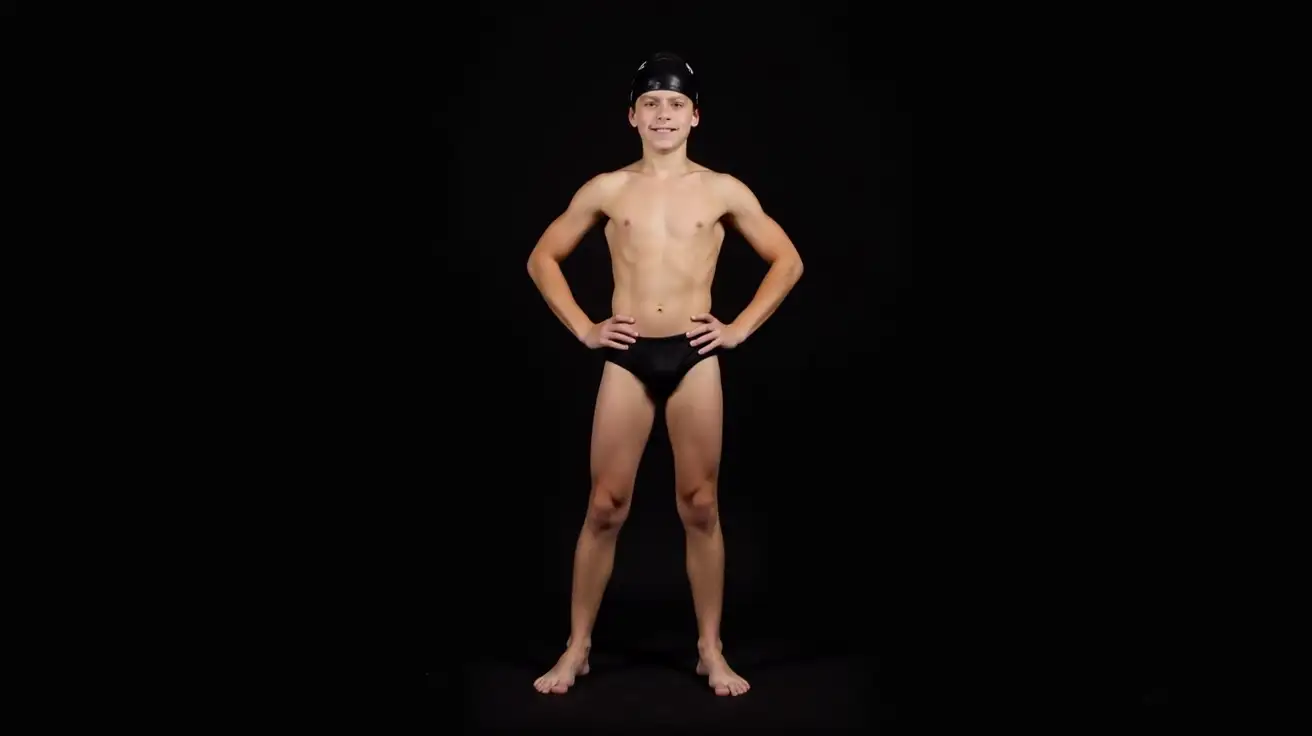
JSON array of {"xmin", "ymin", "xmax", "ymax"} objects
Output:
[{"xmin": 606, "ymin": 181, "xmax": 725, "ymax": 239}]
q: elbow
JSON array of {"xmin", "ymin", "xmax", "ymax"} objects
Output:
[
  {"xmin": 526, "ymin": 252, "xmax": 546, "ymax": 279},
  {"xmin": 527, "ymin": 251, "xmax": 560, "ymax": 286},
  {"xmin": 767, "ymin": 253, "xmax": 803, "ymax": 286}
]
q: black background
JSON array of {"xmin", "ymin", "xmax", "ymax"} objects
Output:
[{"xmin": 11, "ymin": 0, "xmax": 1191, "ymax": 728}]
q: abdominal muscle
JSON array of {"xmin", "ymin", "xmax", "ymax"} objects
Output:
[
  {"xmin": 607, "ymin": 247, "xmax": 718, "ymax": 338},
  {"xmin": 611, "ymin": 285, "xmax": 712, "ymax": 338}
]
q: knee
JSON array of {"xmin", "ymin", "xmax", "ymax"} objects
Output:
[
  {"xmin": 585, "ymin": 482, "xmax": 632, "ymax": 533},
  {"xmin": 676, "ymin": 480, "xmax": 718, "ymax": 531}
]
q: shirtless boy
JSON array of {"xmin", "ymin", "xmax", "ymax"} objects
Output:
[{"xmin": 527, "ymin": 52, "xmax": 804, "ymax": 697}]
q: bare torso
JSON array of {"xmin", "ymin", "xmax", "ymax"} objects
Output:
[{"xmin": 600, "ymin": 162, "xmax": 727, "ymax": 337}]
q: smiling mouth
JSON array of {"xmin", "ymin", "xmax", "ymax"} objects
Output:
[{"xmin": 650, "ymin": 127, "xmax": 678, "ymax": 133}]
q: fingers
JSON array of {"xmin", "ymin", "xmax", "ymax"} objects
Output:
[
  {"xmin": 697, "ymin": 338, "xmax": 721, "ymax": 355},
  {"xmin": 690, "ymin": 314, "xmax": 712, "ymax": 322},
  {"xmin": 602, "ymin": 315, "xmax": 638, "ymax": 347},
  {"xmin": 686, "ymin": 324, "xmax": 711, "ymax": 338},
  {"xmin": 689, "ymin": 330, "xmax": 717, "ymax": 347}
]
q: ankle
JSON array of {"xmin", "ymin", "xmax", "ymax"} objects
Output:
[
  {"xmin": 566, "ymin": 636, "xmax": 592, "ymax": 652},
  {"xmin": 697, "ymin": 638, "xmax": 723, "ymax": 654}
]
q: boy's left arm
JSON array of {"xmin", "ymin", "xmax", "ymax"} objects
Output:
[{"xmin": 720, "ymin": 174, "xmax": 804, "ymax": 342}]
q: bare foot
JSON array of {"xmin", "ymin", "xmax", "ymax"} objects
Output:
[
  {"xmin": 533, "ymin": 645, "xmax": 590, "ymax": 694},
  {"xmin": 696, "ymin": 643, "xmax": 750, "ymax": 696}
]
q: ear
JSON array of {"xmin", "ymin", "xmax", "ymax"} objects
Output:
[
  {"xmin": 691, "ymin": 108, "xmax": 700, "ymax": 128},
  {"xmin": 628, "ymin": 107, "xmax": 637, "ymax": 127}
]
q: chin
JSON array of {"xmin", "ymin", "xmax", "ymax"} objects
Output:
[{"xmin": 646, "ymin": 137, "xmax": 685, "ymax": 151}]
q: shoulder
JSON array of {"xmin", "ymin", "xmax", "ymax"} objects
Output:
[
  {"xmin": 584, "ymin": 168, "xmax": 634, "ymax": 191},
  {"xmin": 699, "ymin": 171, "xmax": 761, "ymax": 211},
  {"xmin": 684, "ymin": 163, "xmax": 726, "ymax": 182},
  {"xmin": 572, "ymin": 169, "xmax": 633, "ymax": 207},
  {"xmin": 690, "ymin": 169, "xmax": 750, "ymax": 196}
]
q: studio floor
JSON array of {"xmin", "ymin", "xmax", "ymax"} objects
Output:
[
  {"xmin": 435, "ymin": 639, "xmax": 889, "ymax": 731},
  {"xmin": 430, "ymin": 640, "xmax": 1173, "ymax": 733}
]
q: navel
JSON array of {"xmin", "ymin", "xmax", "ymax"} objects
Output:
[
  {"xmin": 656, "ymin": 304, "xmax": 664, "ymax": 313},
  {"xmin": 623, "ymin": 218, "xmax": 631, "ymax": 227},
  {"xmin": 696, "ymin": 221, "xmax": 704, "ymax": 228}
]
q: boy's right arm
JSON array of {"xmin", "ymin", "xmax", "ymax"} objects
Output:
[{"xmin": 527, "ymin": 174, "xmax": 612, "ymax": 341}]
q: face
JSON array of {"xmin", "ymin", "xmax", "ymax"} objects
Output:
[{"xmin": 629, "ymin": 91, "xmax": 699, "ymax": 151}]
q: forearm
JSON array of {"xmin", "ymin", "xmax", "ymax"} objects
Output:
[
  {"xmin": 528, "ymin": 256, "xmax": 594, "ymax": 340},
  {"xmin": 731, "ymin": 256, "xmax": 803, "ymax": 339}
]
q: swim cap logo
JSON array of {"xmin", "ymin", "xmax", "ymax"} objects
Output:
[{"xmin": 636, "ymin": 58, "xmax": 693, "ymax": 74}]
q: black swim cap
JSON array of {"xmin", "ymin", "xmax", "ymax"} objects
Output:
[{"xmin": 629, "ymin": 52, "xmax": 698, "ymax": 108}]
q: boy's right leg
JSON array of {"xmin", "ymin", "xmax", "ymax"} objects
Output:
[{"xmin": 534, "ymin": 361, "xmax": 654, "ymax": 694}]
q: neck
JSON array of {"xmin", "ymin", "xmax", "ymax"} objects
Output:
[{"xmin": 638, "ymin": 143, "xmax": 691, "ymax": 176}]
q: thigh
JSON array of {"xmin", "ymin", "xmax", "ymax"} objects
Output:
[
  {"xmin": 590, "ymin": 361, "xmax": 657, "ymax": 489},
  {"xmin": 665, "ymin": 357, "xmax": 723, "ymax": 488}
]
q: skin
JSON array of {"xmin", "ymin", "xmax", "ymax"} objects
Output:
[{"xmin": 527, "ymin": 88, "xmax": 804, "ymax": 696}]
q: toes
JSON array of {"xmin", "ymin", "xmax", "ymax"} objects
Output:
[
  {"xmin": 714, "ymin": 685, "xmax": 731, "ymax": 696},
  {"xmin": 536, "ymin": 675, "xmax": 570, "ymax": 695}
]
